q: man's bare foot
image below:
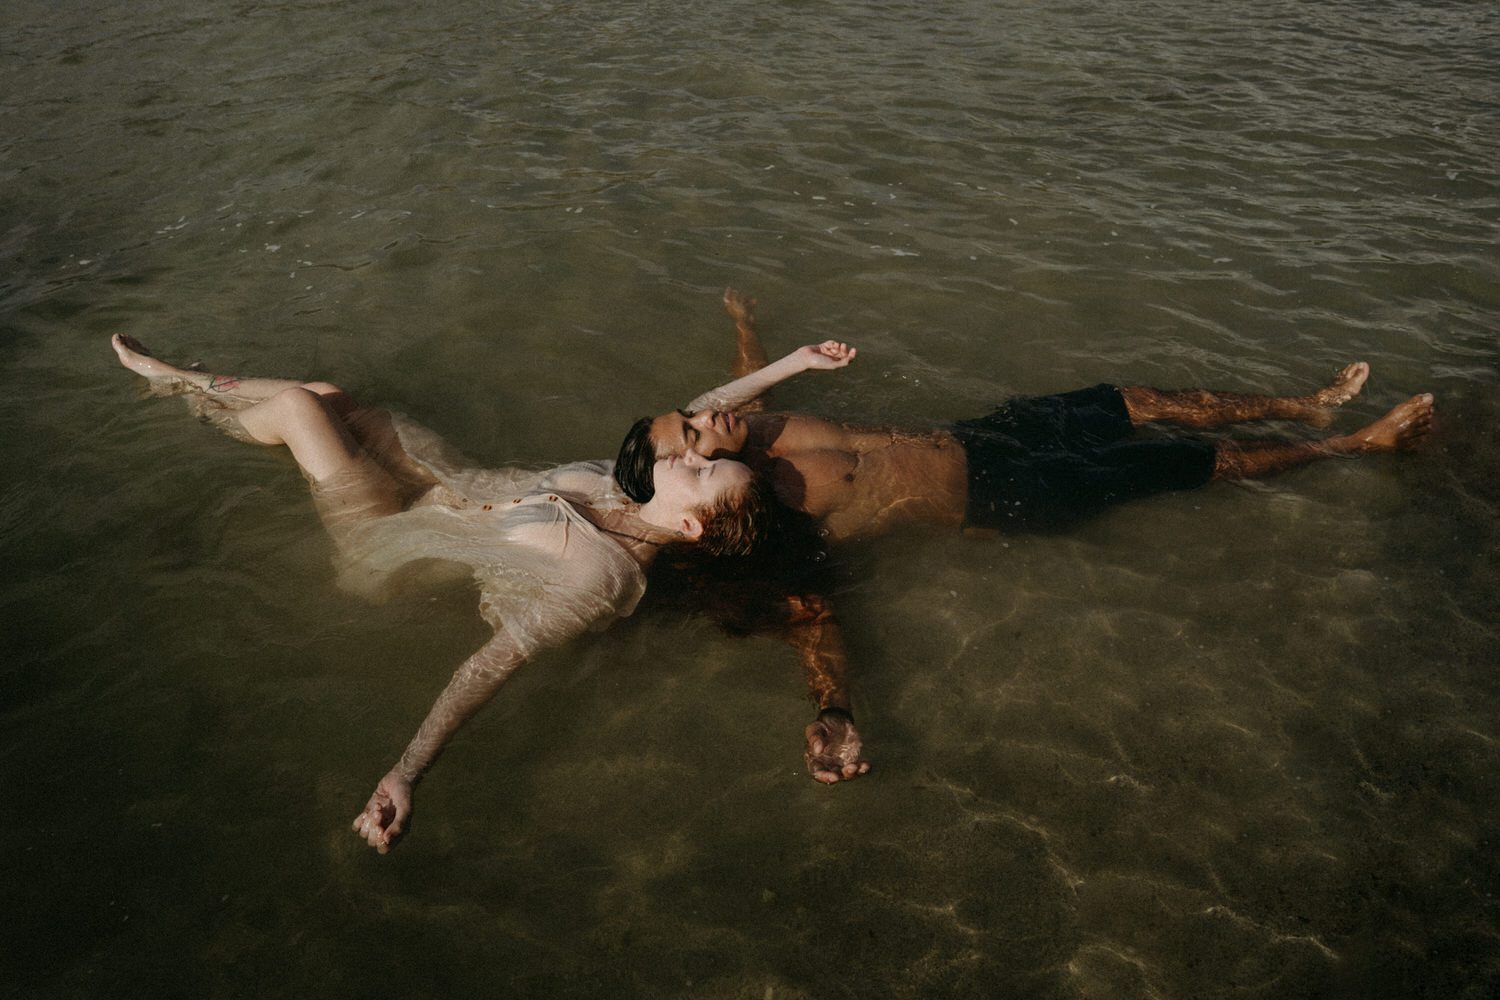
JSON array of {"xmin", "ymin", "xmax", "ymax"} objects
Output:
[
  {"xmin": 723, "ymin": 287, "xmax": 756, "ymax": 324},
  {"xmin": 1300, "ymin": 361, "xmax": 1371, "ymax": 426},
  {"xmin": 1345, "ymin": 393, "xmax": 1435, "ymax": 452}
]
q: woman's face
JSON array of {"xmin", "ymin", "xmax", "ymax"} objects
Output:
[{"xmin": 648, "ymin": 450, "xmax": 751, "ymax": 522}]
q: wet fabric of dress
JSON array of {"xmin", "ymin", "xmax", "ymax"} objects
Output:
[{"xmin": 314, "ymin": 413, "xmax": 646, "ymax": 657}]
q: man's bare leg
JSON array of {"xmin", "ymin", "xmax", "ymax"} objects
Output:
[
  {"xmin": 724, "ymin": 288, "xmax": 770, "ymax": 379},
  {"xmin": 1213, "ymin": 393, "xmax": 1433, "ymax": 480},
  {"xmin": 1121, "ymin": 362, "xmax": 1370, "ymax": 429}
]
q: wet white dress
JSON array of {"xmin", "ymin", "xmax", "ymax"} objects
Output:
[{"xmin": 323, "ymin": 415, "xmax": 647, "ymax": 658}]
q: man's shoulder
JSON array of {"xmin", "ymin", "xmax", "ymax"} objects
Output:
[{"xmin": 750, "ymin": 411, "xmax": 856, "ymax": 456}]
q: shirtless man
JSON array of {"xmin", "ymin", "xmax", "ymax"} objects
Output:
[
  {"xmin": 618, "ymin": 291, "xmax": 1434, "ymax": 542},
  {"xmin": 615, "ymin": 290, "xmax": 1437, "ymax": 778}
]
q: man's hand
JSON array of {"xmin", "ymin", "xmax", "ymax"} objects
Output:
[
  {"xmin": 804, "ymin": 709, "xmax": 871, "ymax": 784},
  {"xmin": 352, "ymin": 770, "xmax": 413, "ymax": 854},
  {"xmin": 797, "ymin": 341, "xmax": 857, "ymax": 371}
]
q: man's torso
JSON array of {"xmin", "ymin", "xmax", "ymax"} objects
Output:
[{"xmin": 744, "ymin": 413, "xmax": 968, "ymax": 541}]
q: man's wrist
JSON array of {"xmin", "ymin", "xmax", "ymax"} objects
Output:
[{"xmin": 817, "ymin": 705, "xmax": 854, "ymax": 723}]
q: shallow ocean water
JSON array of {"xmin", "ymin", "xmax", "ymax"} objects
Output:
[{"xmin": 2, "ymin": 1, "xmax": 1498, "ymax": 997}]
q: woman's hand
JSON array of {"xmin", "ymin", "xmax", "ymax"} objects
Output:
[
  {"xmin": 797, "ymin": 341, "xmax": 857, "ymax": 371},
  {"xmin": 351, "ymin": 770, "xmax": 413, "ymax": 854}
]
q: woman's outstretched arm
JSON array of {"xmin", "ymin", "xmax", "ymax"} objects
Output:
[{"xmin": 351, "ymin": 630, "xmax": 528, "ymax": 854}]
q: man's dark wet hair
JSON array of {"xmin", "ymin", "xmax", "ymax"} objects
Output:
[{"xmin": 615, "ymin": 416, "xmax": 657, "ymax": 503}]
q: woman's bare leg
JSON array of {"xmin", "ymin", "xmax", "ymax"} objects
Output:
[
  {"xmin": 338, "ymin": 406, "xmax": 440, "ymax": 496},
  {"xmin": 112, "ymin": 335, "xmax": 417, "ymax": 517},
  {"xmin": 111, "ymin": 333, "xmax": 428, "ymax": 473},
  {"xmin": 234, "ymin": 388, "xmax": 369, "ymax": 477},
  {"xmin": 1213, "ymin": 393, "xmax": 1434, "ymax": 480},
  {"xmin": 1121, "ymin": 362, "xmax": 1371, "ymax": 429},
  {"xmin": 110, "ymin": 334, "xmax": 339, "ymax": 408}
]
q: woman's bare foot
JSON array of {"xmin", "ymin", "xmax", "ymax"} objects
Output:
[
  {"xmin": 1344, "ymin": 393, "xmax": 1435, "ymax": 452},
  {"xmin": 110, "ymin": 335, "xmax": 193, "ymax": 383}
]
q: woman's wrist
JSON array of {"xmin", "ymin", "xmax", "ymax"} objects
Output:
[{"xmin": 393, "ymin": 752, "xmax": 427, "ymax": 783}]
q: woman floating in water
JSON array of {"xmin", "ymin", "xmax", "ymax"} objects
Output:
[{"xmin": 111, "ymin": 335, "xmax": 774, "ymax": 854}]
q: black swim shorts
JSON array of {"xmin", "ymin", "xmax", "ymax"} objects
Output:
[{"xmin": 950, "ymin": 383, "xmax": 1216, "ymax": 530}]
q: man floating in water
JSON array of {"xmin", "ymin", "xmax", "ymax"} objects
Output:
[{"xmin": 615, "ymin": 290, "xmax": 1437, "ymax": 779}]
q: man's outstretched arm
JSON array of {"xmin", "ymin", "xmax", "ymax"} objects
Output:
[
  {"xmin": 782, "ymin": 592, "xmax": 870, "ymax": 784},
  {"xmin": 686, "ymin": 291, "xmax": 856, "ymax": 413}
]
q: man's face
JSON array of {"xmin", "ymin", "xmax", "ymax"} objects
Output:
[{"xmin": 649, "ymin": 409, "xmax": 750, "ymax": 461}]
